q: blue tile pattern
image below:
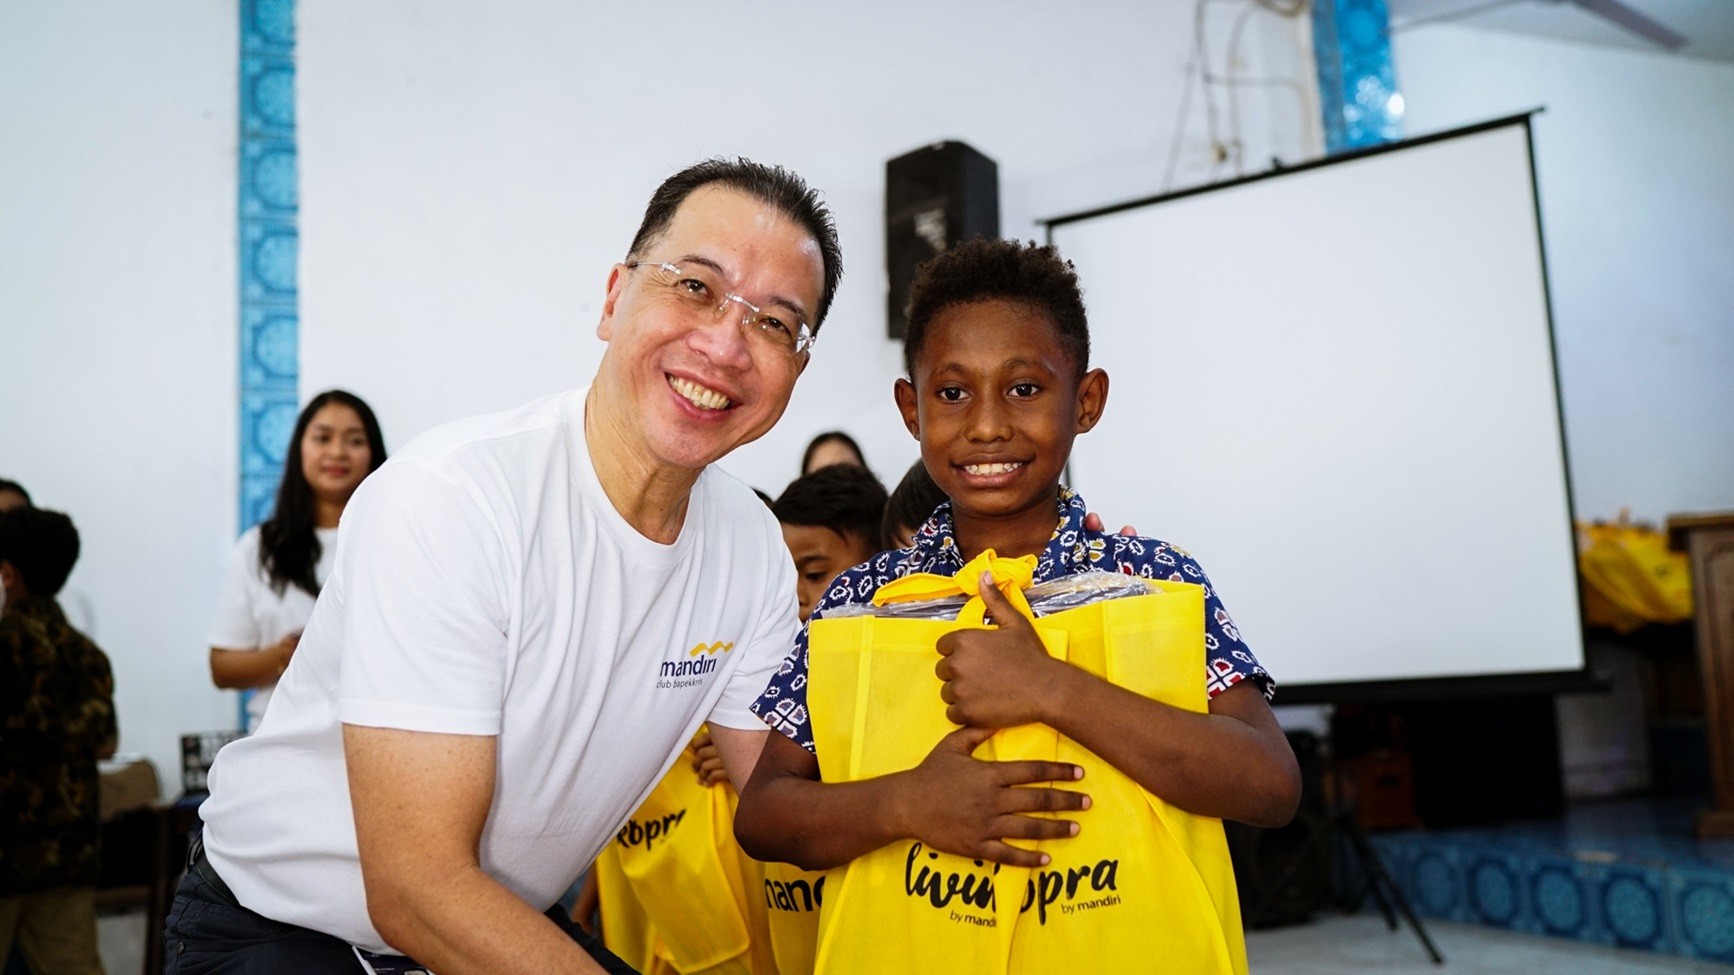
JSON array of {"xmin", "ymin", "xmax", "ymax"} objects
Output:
[
  {"xmin": 238, "ymin": 0, "xmax": 297, "ymax": 729},
  {"xmin": 1370, "ymin": 797, "xmax": 1734, "ymax": 963},
  {"xmin": 1310, "ymin": 0, "xmax": 1403, "ymax": 154}
]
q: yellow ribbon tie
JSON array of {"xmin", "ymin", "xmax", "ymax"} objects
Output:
[{"xmin": 872, "ymin": 548, "xmax": 1038, "ymax": 625}]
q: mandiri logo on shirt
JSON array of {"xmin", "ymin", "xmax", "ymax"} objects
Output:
[{"xmin": 655, "ymin": 639, "xmax": 734, "ymax": 691}]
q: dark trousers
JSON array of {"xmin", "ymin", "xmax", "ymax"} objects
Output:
[{"xmin": 162, "ymin": 861, "xmax": 637, "ymax": 974}]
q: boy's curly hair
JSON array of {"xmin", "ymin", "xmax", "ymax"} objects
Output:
[{"xmin": 902, "ymin": 237, "xmax": 1089, "ymax": 380}]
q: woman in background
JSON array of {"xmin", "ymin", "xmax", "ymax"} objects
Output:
[
  {"xmin": 799, "ymin": 430, "xmax": 866, "ymax": 475},
  {"xmin": 208, "ymin": 390, "xmax": 386, "ymax": 732}
]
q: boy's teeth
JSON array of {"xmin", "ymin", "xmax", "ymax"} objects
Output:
[
  {"xmin": 964, "ymin": 462, "xmax": 1024, "ymax": 476},
  {"xmin": 668, "ymin": 376, "xmax": 732, "ymax": 411}
]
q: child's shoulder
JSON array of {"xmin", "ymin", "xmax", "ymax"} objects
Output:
[
  {"xmin": 1070, "ymin": 528, "xmax": 1207, "ymax": 581},
  {"xmin": 813, "ymin": 546, "xmax": 919, "ymax": 616}
]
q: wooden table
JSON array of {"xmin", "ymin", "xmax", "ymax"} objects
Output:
[{"xmin": 1669, "ymin": 512, "xmax": 1734, "ymax": 838}]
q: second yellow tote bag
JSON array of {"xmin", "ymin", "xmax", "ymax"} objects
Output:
[{"xmin": 596, "ymin": 735, "xmax": 776, "ymax": 975}]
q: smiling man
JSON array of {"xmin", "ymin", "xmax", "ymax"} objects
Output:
[{"xmin": 168, "ymin": 160, "xmax": 842, "ymax": 975}]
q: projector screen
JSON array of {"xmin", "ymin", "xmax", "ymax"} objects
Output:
[{"xmin": 1047, "ymin": 116, "xmax": 1584, "ymax": 700}]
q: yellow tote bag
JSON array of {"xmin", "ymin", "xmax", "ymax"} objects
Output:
[
  {"xmin": 758, "ymin": 858, "xmax": 831, "ymax": 974},
  {"xmin": 807, "ymin": 552, "xmax": 1246, "ymax": 975},
  {"xmin": 596, "ymin": 736, "xmax": 774, "ymax": 975},
  {"xmin": 595, "ymin": 823, "xmax": 665, "ymax": 975}
]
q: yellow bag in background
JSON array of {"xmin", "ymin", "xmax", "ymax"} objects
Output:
[
  {"xmin": 806, "ymin": 552, "xmax": 1246, "ymax": 975},
  {"xmin": 758, "ymin": 858, "xmax": 831, "ymax": 974},
  {"xmin": 595, "ymin": 735, "xmax": 777, "ymax": 975},
  {"xmin": 595, "ymin": 827, "xmax": 664, "ymax": 975},
  {"xmin": 1578, "ymin": 513, "xmax": 1692, "ymax": 633}
]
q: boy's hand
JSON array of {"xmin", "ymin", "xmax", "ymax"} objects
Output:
[
  {"xmin": 899, "ymin": 726, "xmax": 1087, "ymax": 868},
  {"xmin": 690, "ymin": 730, "xmax": 729, "ymax": 788},
  {"xmin": 935, "ymin": 574, "xmax": 1063, "ymax": 729}
]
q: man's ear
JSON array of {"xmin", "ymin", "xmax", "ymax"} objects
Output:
[
  {"xmin": 1075, "ymin": 368, "xmax": 1109, "ymax": 434},
  {"xmin": 0, "ymin": 561, "xmax": 20, "ymax": 598},
  {"xmin": 596, "ymin": 264, "xmax": 627, "ymax": 342},
  {"xmin": 894, "ymin": 378, "xmax": 920, "ymax": 439}
]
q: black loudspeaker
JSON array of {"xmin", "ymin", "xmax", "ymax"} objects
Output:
[
  {"xmin": 1224, "ymin": 731, "xmax": 1332, "ymax": 928},
  {"xmin": 885, "ymin": 141, "xmax": 999, "ymax": 339}
]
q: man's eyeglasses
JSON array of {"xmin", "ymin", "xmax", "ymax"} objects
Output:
[{"xmin": 624, "ymin": 261, "xmax": 816, "ymax": 357}]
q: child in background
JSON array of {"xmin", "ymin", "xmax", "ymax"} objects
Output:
[
  {"xmin": 879, "ymin": 460, "xmax": 947, "ymax": 550},
  {"xmin": 773, "ymin": 464, "xmax": 889, "ymax": 624},
  {"xmin": 736, "ymin": 238, "xmax": 1301, "ymax": 964},
  {"xmin": 585, "ymin": 464, "xmax": 889, "ymax": 974},
  {"xmin": 0, "ymin": 507, "xmax": 116, "ymax": 975}
]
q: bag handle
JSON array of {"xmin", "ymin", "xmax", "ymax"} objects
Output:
[{"xmin": 871, "ymin": 548, "xmax": 1038, "ymax": 627}]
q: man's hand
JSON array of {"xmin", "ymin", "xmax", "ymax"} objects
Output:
[
  {"xmin": 935, "ymin": 573, "xmax": 1063, "ymax": 729},
  {"xmin": 895, "ymin": 726, "xmax": 1087, "ymax": 868}
]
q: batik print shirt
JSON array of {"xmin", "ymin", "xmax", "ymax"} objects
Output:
[
  {"xmin": 750, "ymin": 487, "xmax": 1273, "ymax": 753},
  {"xmin": 0, "ymin": 595, "xmax": 116, "ymax": 894}
]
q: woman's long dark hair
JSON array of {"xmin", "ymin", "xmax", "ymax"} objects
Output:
[
  {"xmin": 259, "ymin": 390, "xmax": 387, "ymax": 597},
  {"xmin": 800, "ymin": 430, "xmax": 865, "ymax": 475}
]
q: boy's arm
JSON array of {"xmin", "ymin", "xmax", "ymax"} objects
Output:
[
  {"xmin": 734, "ymin": 725, "xmax": 1089, "ymax": 871},
  {"xmin": 939, "ymin": 579, "xmax": 1301, "ymax": 828}
]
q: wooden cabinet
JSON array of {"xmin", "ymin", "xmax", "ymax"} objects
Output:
[{"xmin": 1668, "ymin": 512, "xmax": 1734, "ymax": 838}]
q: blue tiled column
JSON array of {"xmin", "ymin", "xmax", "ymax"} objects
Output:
[
  {"xmin": 1311, "ymin": 0, "xmax": 1404, "ymax": 153},
  {"xmin": 238, "ymin": 0, "xmax": 297, "ymax": 533},
  {"xmin": 237, "ymin": 0, "xmax": 297, "ymax": 728}
]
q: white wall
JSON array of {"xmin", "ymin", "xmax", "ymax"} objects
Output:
[
  {"xmin": 0, "ymin": 0, "xmax": 240, "ymax": 791},
  {"xmin": 1394, "ymin": 25, "xmax": 1734, "ymax": 524},
  {"xmin": 297, "ymin": 1, "xmax": 1322, "ymax": 496},
  {"xmin": 0, "ymin": 0, "xmax": 1319, "ymax": 794}
]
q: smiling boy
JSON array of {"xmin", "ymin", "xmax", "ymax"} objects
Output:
[{"xmin": 736, "ymin": 238, "xmax": 1299, "ymax": 880}]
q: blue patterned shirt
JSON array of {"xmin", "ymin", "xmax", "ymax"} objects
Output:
[{"xmin": 750, "ymin": 487, "xmax": 1273, "ymax": 752}]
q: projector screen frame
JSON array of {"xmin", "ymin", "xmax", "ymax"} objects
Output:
[{"xmin": 1040, "ymin": 112, "xmax": 1594, "ymax": 705}]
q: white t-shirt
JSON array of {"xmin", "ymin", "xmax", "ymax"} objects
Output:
[
  {"xmin": 199, "ymin": 388, "xmax": 798, "ymax": 954},
  {"xmin": 208, "ymin": 524, "xmax": 339, "ymax": 729}
]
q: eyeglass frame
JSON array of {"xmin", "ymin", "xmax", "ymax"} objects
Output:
[{"xmin": 622, "ymin": 260, "xmax": 817, "ymax": 357}]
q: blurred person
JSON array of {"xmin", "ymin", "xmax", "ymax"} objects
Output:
[
  {"xmin": 207, "ymin": 391, "xmax": 386, "ymax": 732},
  {"xmin": 0, "ymin": 480, "xmax": 29, "ymax": 512},
  {"xmin": 0, "ymin": 479, "xmax": 97, "ymax": 637},
  {"xmin": 799, "ymin": 430, "xmax": 865, "ymax": 475},
  {"xmin": 879, "ymin": 460, "xmax": 947, "ymax": 550},
  {"xmin": 773, "ymin": 464, "xmax": 888, "ymax": 623},
  {"xmin": 0, "ymin": 507, "xmax": 116, "ymax": 975}
]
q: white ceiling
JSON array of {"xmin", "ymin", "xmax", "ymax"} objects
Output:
[{"xmin": 1387, "ymin": 0, "xmax": 1734, "ymax": 63}]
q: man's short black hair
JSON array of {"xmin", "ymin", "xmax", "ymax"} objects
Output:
[
  {"xmin": 902, "ymin": 237, "xmax": 1089, "ymax": 381},
  {"xmin": 628, "ymin": 157, "xmax": 844, "ymax": 329},
  {"xmin": 0, "ymin": 507, "xmax": 80, "ymax": 597},
  {"xmin": 773, "ymin": 464, "xmax": 889, "ymax": 549},
  {"xmin": 881, "ymin": 461, "xmax": 948, "ymax": 549},
  {"xmin": 0, "ymin": 479, "xmax": 31, "ymax": 505}
]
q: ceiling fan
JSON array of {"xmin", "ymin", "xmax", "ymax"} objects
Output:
[{"xmin": 1394, "ymin": 0, "xmax": 1688, "ymax": 52}]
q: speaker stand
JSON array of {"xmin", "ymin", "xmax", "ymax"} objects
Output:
[{"xmin": 1249, "ymin": 794, "xmax": 1444, "ymax": 965}]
